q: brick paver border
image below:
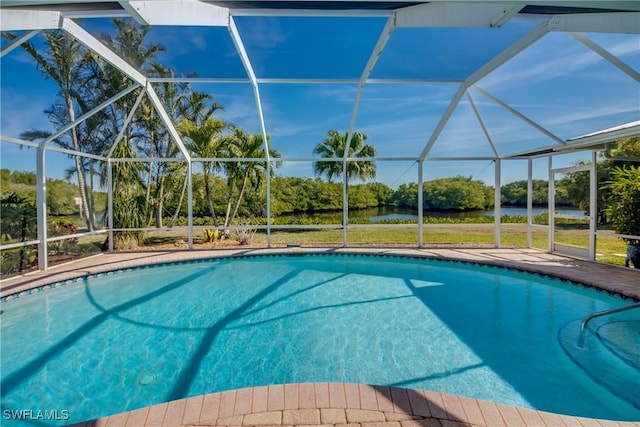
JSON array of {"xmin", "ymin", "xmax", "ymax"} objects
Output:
[{"xmin": 69, "ymin": 383, "xmax": 639, "ymax": 427}]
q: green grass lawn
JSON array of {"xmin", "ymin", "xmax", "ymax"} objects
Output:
[{"xmin": 10, "ymin": 223, "xmax": 625, "ymax": 277}]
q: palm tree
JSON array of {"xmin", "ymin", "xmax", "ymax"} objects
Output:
[
  {"xmin": 166, "ymin": 92, "xmax": 223, "ymax": 227},
  {"xmin": 221, "ymin": 127, "xmax": 281, "ymax": 226},
  {"xmin": 108, "ymin": 137, "xmax": 147, "ymax": 248},
  {"xmin": 100, "ymin": 20, "xmax": 165, "ymax": 71},
  {"xmin": 18, "ymin": 31, "xmax": 95, "ymax": 230},
  {"xmin": 313, "ymin": 130, "xmax": 377, "ymax": 182},
  {"xmin": 178, "ymin": 116, "xmax": 228, "ymax": 226},
  {"xmin": 98, "ymin": 20, "xmax": 169, "ymax": 227}
]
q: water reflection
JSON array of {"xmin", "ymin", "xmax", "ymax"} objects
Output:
[{"xmin": 277, "ymin": 206, "xmax": 586, "ymax": 223}]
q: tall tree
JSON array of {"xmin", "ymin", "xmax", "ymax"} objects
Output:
[
  {"xmin": 98, "ymin": 21, "xmax": 170, "ymax": 227},
  {"xmin": 313, "ymin": 130, "xmax": 376, "ymax": 182},
  {"xmin": 178, "ymin": 116, "xmax": 228, "ymax": 226},
  {"xmin": 18, "ymin": 31, "xmax": 95, "ymax": 230},
  {"xmin": 221, "ymin": 127, "xmax": 281, "ymax": 226},
  {"xmin": 107, "ymin": 137, "xmax": 147, "ymax": 248}
]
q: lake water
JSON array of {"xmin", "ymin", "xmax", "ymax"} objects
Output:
[{"xmin": 291, "ymin": 206, "xmax": 587, "ymax": 223}]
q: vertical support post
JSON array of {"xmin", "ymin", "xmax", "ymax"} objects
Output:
[
  {"xmin": 589, "ymin": 151, "xmax": 597, "ymax": 261},
  {"xmin": 266, "ymin": 159, "xmax": 271, "ymax": 248},
  {"xmin": 36, "ymin": 144, "xmax": 48, "ymax": 270},
  {"xmin": 494, "ymin": 158, "xmax": 501, "ymax": 248},
  {"xmin": 548, "ymin": 155, "xmax": 554, "ymax": 252},
  {"xmin": 107, "ymin": 160, "xmax": 114, "ymax": 252},
  {"xmin": 418, "ymin": 160, "xmax": 424, "ymax": 248},
  {"xmin": 187, "ymin": 161, "xmax": 193, "ymax": 250},
  {"xmin": 342, "ymin": 162, "xmax": 348, "ymax": 247},
  {"xmin": 527, "ymin": 158, "xmax": 533, "ymax": 248}
]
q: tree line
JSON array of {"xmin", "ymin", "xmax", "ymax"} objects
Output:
[
  {"xmin": 1, "ymin": 168, "xmax": 580, "ymax": 221},
  {"xmin": 0, "ymin": 169, "xmax": 106, "ymax": 218}
]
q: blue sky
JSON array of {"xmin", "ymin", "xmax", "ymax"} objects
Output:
[{"xmin": 1, "ymin": 15, "xmax": 639, "ymax": 188}]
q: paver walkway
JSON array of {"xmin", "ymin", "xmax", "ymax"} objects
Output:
[{"xmin": 69, "ymin": 383, "xmax": 639, "ymax": 427}]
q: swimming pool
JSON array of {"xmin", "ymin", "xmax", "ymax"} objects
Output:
[{"xmin": 1, "ymin": 254, "xmax": 639, "ymax": 425}]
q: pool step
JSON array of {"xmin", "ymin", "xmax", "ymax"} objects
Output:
[
  {"xmin": 596, "ymin": 320, "xmax": 640, "ymax": 371},
  {"xmin": 558, "ymin": 318, "xmax": 640, "ymax": 410}
]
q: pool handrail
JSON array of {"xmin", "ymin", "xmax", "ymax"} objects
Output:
[{"xmin": 577, "ymin": 301, "xmax": 640, "ymax": 347}]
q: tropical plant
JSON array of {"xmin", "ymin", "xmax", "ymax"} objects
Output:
[
  {"xmin": 203, "ymin": 228, "xmax": 220, "ymax": 243},
  {"xmin": 48, "ymin": 221, "xmax": 78, "ymax": 255},
  {"xmin": 221, "ymin": 127, "xmax": 281, "ymax": 226},
  {"xmin": 17, "ymin": 30, "xmax": 95, "ymax": 230},
  {"xmin": 606, "ymin": 165, "xmax": 640, "ymax": 268},
  {"xmin": 313, "ymin": 130, "xmax": 376, "ymax": 182},
  {"xmin": 178, "ymin": 116, "xmax": 227, "ymax": 225},
  {"xmin": 231, "ymin": 219, "xmax": 257, "ymax": 245},
  {"xmin": 97, "ymin": 20, "xmax": 174, "ymax": 228},
  {"xmin": 109, "ymin": 137, "xmax": 147, "ymax": 249},
  {"xmin": 0, "ymin": 193, "xmax": 38, "ymax": 275},
  {"xmin": 606, "ymin": 166, "xmax": 640, "ymax": 246}
]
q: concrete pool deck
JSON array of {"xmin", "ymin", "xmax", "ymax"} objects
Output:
[{"xmin": 1, "ymin": 247, "xmax": 639, "ymax": 427}]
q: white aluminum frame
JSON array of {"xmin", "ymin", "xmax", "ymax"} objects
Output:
[{"xmin": 1, "ymin": 1, "xmax": 639, "ymax": 273}]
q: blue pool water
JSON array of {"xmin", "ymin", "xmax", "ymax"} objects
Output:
[{"xmin": 1, "ymin": 254, "xmax": 639, "ymax": 425}]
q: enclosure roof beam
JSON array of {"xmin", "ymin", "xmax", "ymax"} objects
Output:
[
  {"xmin": 118, "ymin": 0, "xmax": 147, "ymax": 24},
  {"xmin": 472, "ymin": 85, "xmax": 566, "ymax": 145},
  {"xmin": 120, "ymin": 0, "xmax": 229, "ymax": 26},
  {"xmin": 148, "ymin": 77, "xmax": 251, "ymax": 84},
  {"xmin": 2, "ymin": 135, "xmax": 107, "ymax": 160},
  {"xmin": 344, "ymin": 13, "xmax": 396, "ymax": 163},
  {"xmin": 564, "ymin": 120, "xmax": 640, "ymax": 148},
  {"xmin": 465, "ymin": 19, "xmax": 551, "ymax": 85},
  {"xmin": 418, "ymin": 84, "xmax": 467, "ymax": 161},
  {"xmin": 106, "ymin": 87, "xmax": 147, "ymax": 158},
  {"xmin": 145, "ymin": 86, "xmax": 192, "ymax": 161},
  {"xmin": 43, "ymin": 143, "xmax": 108, "ymax": 161},
  {"xmin": 228, "ymin": 15, "xmax": 270, "ymax": 162},
  {"xmin": 0, "ymin": 9, "xmax": 60, "ymax": 31},
  {"xmin": 41, "ymin": 84, "xmax": 140, "ymax": 148},
  {"xmin": 61, "ymin": 17, "xmax": 191, "ymax": 161},
  {"xmin": 0, "ymin": 29, "xmax": 40, "ymax": 58},
  {"xmin": 418, "ymin": 19, "xmax": 551, "ymax": 161},
  {"xmin": 395, "ymin": 2, "xmax": 522, "ymax": 28},
  {"xmin": 61, "ymin": 18, "xmax": 147, "ymax": 86},
  {"xmin": 229, "ymin": 8, "xmax": 391, "ymax": 18},
  {"xmin": 1, "ymin": 135, "xmax": 40, "ymax": 149},
  {"xmin": 570, "ymin": 32, "xmax": 640, "ymax": 83},
  {"xmin": 491, "ymin": 3, "xmax": 525, "ymax": 27},
  {"xmin": 144, "ymin": 77, "xmax": 463, "ymax": 84},
  {"xmin": 550, "ymin": 11, "xmax": 640, "ymax": 34},
  {"xmin": 466, "ymin": 91, "xmax": 499, "ymax": 157}
]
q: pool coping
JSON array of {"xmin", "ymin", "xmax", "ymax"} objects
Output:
[
  {"xmin": 2, "ymin": 247, "xmax": 639, "ymax": 301},
  {"xmin": 2, "ymin": 248, "xmax": 639, "ymax": 427}
]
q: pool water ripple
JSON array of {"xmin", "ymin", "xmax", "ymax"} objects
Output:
[{"xmin": 1, "ymin": 254, "xmax": 639, "ymax": 426}]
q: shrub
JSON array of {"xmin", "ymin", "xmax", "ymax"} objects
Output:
[
  {"xmin": 232, "ymin": 220, "xmax": 257, "ymax": 245},
  {"xmin": 606, "ymin": 166, "xmax": 640, "ymax": 246},
  {"xmin": 203, "ymin": 228, "xmax": 220, "ymax": 243}
]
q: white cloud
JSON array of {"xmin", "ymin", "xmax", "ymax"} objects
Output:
[
  {"xmin": 542, "ymin": 101, "xmax": 639, "ymax": 127},
  {"xmin": 480, "ymin": 34, "xmax": 640, "ymax": 90},
  {"xmin": 236, "ymin": 17, "xmax": 288, "ymax": 50}
]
